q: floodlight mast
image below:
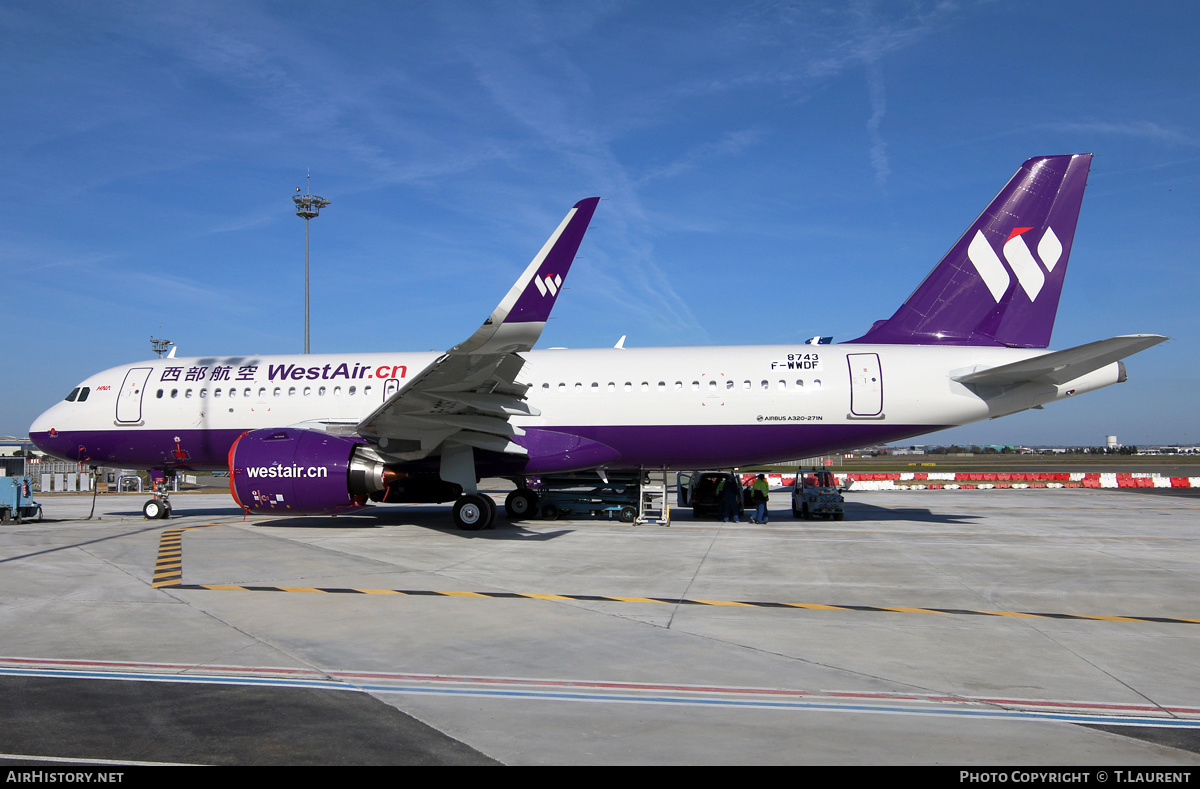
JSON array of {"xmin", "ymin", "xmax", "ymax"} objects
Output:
[
  {"xmin": 293, "ymin": 173, "xmax": 330, "ymax": 354},
  {"xmin": 150, "ymin": 337, "xmax": 173, "ymax": 358}
]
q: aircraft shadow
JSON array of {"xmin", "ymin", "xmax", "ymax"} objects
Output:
[
  {"xmin": 109, "ymin": 507, "xmax": 247, "ymax": 519},
  {"xmin": 839, "ymin": 502, "xmax": 981, "ymax": 525},
  {"xmin": 255, "ymin": 508, "xmax": 571, "ymax": 541},
  {"xmin": 677, "ymin": 503, "xmax": 980, "ymax": 526}
]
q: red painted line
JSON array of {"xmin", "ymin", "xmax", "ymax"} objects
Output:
[
  {"xmin": 6, "ymin": 658, "xmax": 1198, "ymax": 719},
  {"xmin": 0, "ymin": 656, "xmax": 327, "ymax": 677}
]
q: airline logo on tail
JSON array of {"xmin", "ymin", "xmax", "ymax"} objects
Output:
[
  {"xmin": 533, "ymin": 273, "xmax": 563, "ymax": 298},
  {"xmin": 967, "ymin": 226, "xmax": 1064, "ymax": 303}
]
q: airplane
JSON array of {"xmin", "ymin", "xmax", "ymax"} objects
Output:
[{"xmin": 29, "ymin": 153, "xmax": 1167, "ymax": 528}]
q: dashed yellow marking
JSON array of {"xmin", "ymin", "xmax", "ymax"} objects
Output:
[{"xmin": 151, "ymin": 525, "xmax": 1200, "ymax": 625}]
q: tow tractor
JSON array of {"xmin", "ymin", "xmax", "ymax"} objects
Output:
[
  {"xmin": 1, "ymin": 477, "xmax": 43, "ymax": 524},
  {"xmin": 792, "ymin": 468, "xmax": 845, "ymax": 520}
]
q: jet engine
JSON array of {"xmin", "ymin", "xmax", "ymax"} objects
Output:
[{"xmin": 228, "ymin": 428, "xmax": 390, "ymax": 516}]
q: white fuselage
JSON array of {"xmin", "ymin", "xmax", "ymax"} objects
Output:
[{"xmin": 30, "ymin": 342, "xmax": 1123, "ymax": 472}]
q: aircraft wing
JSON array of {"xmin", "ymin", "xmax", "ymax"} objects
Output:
[
  {"xmin": 356, "ymin": 198, "xmax": 600, "ymax": 458},
  {"xmin": 951, "ymin": 334, "xmax": 1168, "ymax": 387}
]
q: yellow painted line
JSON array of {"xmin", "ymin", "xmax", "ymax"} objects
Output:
[
  {"xmin": 782, "ymin": 603, "xmax": 846, "ymax": 610},
  {"xmin": 154, "ymin": 525, "xmax": 1200, "ymax": 625}
]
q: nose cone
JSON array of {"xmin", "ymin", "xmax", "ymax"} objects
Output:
[{"xmin": 29, "ymin": 401, "xmax": 77, "ymax": 461}]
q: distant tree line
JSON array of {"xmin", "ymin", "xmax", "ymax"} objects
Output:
[{"xmin": 917, "ymin": 445, "xmax": 1138, "ymax": 456}]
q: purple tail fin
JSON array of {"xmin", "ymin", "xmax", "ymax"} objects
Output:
[{"xmin": 847, "ymin": 154, "xmax": 1092, "ymax": 348}]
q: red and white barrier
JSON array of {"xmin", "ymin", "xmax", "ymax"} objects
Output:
[{"xmin": 836, "ymin": 471, "xmax": 1200, "ymax": 492}]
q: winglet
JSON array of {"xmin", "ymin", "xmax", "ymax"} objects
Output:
[{"xmin": 452, "ymin": 197, "xmax": 600, "ymax": 355}]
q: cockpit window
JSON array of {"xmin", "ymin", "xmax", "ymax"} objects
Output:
[
  {"xmin": 76, "ymin": 387, "xmax": 90, "ymax": 402},
  {"xmin": 65, "ymin": 388, "xmax": 80, "ymax": 402}
]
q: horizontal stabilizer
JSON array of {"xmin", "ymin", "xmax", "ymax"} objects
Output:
[{"xmin": 951, "ymin": 335, "xmax": 1168, "ymax": 386}]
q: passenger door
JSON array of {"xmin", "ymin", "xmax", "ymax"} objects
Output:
[
  {"xmin": 116, "ymin": 367, "xmax": 153, "ymax": 424},
  {"xmin": 847, "ymin": 353, "xmax": 884, "ymax": 418}
]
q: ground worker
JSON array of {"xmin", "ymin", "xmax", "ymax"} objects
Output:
[
  {"xmin": 718, "ymin": 476, "xmax": 740, "ymax": 523},
  {"xmin": 751, "ymin": 473, "xmax": 770, "ymax": 524}
]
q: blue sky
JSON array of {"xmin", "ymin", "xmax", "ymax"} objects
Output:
[{"xmin": 2, "ymin": 0, "xmax": 1197, "ymax": 447}]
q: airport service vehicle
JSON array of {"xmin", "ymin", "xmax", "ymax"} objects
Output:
[
  {"xmin": 792, "ymin": 469, "xmax": 845, "ymax": 520},
  {"xmin": 0, "ymin": 477, "xmax": 42, "ymax": 524},
  {"xmin": 30, "ymin": 155, "xmax": 1167, "ymax": 529},
  {"xmin": 526, "ymin": 473, "xmax": 640, "ymax": 522},
  {"xmin": 677, "ymin": 471, "xmax": 745, "ymax": 518}
]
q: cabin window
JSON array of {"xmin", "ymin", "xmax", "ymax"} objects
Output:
[
  {"xmin": 743, "ymin": 380, "xmax": 751, "ymax": 390},
  {"xmin": 708, "ymin": 380, "xmax": 717, "ymax": 391},
  {"xmin": 333, "ymin": 386, "xmax": 341, "ymax": 396},
  {"xmin": 213, "ymin": 388, "xmax": 221, "ymax": 398},
  {"xmin": 303, "ymin": 387, "xmax": 312, "ymax": 396},
  {"xmin": 318, "ymin": 386, "xmax": 326, "ymax": 396},
  {"xmin": 186, "ymin": 389, "xmax": 193, "ymax": 398},
  {"xmin": 692, "ymin": 381, "xmax": 700, "ymax": 391},
  {"xmin": 795, "ymin": 380, "xmax": 804, "ymax": 389},
  {"xmin": 657, "ymin": 381, "xmax": 666, "ymax": 391},
  {"xmin": 272, "ymin": 387, "xmax": 281, "ymax": 398},
  {"xmin": 641, "ymin": 382, "xmax": 649, "ymax": 392},
  {"xmin": 674, "ymin": 381, "xmax": 683, "ymax": 391},
  {"xmin": 813, "ymin": 379, "xmax": 822, "ymax": 389},
  {"xmin": 591, "ymin": 382, "xmax": 599, "ymax": 390},
  {"xmin": 171, "ymin": 389, "xmax": 179, "ymax": 398},
  {"xmin": 777, "ymin": 380, "xmax": 786, "ymax": 390},
  {"xmin": 156, "ymin": 389, "xmax": 164, "ymax": 399},
  {"xmin": 607, "ymin": 382, "xmax": 615, "ymax": 391},
  {"xmin": 364, "ymin": 385, "xmax": 372, "ymax": 396},
  {"xmin": 542, "ymin": 383, "xmax": 550, "ymax": 391},
  {"xmin": 624, "ymin": 382, "xmax": 632, "ymax": 392},
  {"xmin": 348, "ymin": 386, "xmax": 357, "ymax": 395},
  {"xmin": 200, "ymin": 389, "xmax": 208, "ymax": 398},
  {"xmin": 244, "ymin": 388, "xmax": 252, "ymax": 398},
  {"xmin": 575, "ymin": 383, "xmax": 583, "ymax": 391}
]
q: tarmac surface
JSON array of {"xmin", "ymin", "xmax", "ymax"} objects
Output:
[{"xmin": 2, "ymin": 482, "xmax": 1200, "ymax": 766}]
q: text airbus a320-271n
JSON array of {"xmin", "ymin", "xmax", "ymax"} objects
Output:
[{"xmin": 30, "ymin": 154, "xmax": 1167, "ymax": 528}]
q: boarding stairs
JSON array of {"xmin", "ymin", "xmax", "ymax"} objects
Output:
[{"xmin": 637, "ymin": 468, "xmax": 671, "ymax": 525}]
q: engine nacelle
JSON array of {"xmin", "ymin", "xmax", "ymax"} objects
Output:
[{"xmin": 228, "ymin": 428, "xmax": 389, "ymax": 516}]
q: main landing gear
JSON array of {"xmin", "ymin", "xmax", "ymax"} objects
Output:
[
  {"xmin": 452, "ymin": 493, "xmax": 497, "ymax": 530},
  {"xmin": 504, "ymin": 489, "xmax": 538, "ymax": 520},
  {"xmin": 449, "ymin": 488, "xmax": 536, "ymax": 530}
]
